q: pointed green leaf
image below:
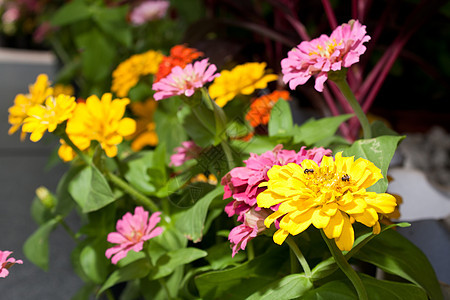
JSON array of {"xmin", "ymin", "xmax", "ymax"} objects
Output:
[
  {"xmin": 68, "ymin": 166, "xmax": 116, "ymax": 213},
  {"xmin": 175, "ymin": 187, "xmax": 224, "ymax": 242},
  {"xmin": 268, "ymin": 99, "xmax": 293, "ymax": 137},
  {"xmin": 293, "ymin": 114, "xmax": 352, "ymax": 145},
  {"xmin": 23, "ymin": 217, "xmax": 59, "ymax": 271},
  {"xmin": 98, "ymin": 258, "xmax": 151, "ymax": 295},
  {"xmin": 79, "ymin": 237, "xmax": 110, "ymax": 284},
  {"xmin": 247, "ymin": 273, "xmax": 313, "ymax": 299},
  {"xmin": 342, "ymin": 135, "xmax": 404, "ymax": 193}
]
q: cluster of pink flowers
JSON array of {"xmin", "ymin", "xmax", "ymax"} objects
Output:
[
  {"xmin": 105, "ymin": 206, "xmax": 163, "ymax": 264},
  {"xmin": 170, "ymin": 140, "xmax": 203, "ymax": 167},
  {"xmin": 221, "ymin": 145, "xmax": 332, "ymax": 256},
  {"xmin": 281, "ymin": 20, "xmax": 370, "ymax": 92},
  {"xmin": 152, "ymin": 58, "xmax": 220, "ymax": 101},
  {"xmin": 129, "ymin": 0, "xmax": 170, "ymax": 25},
  {"xmin": 0, "ymin": 251, "xmax": 22, "ymax": 278}
]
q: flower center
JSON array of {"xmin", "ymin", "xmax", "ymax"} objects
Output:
[
  {"xmin": 303, "ymin": 167, "xmax": 351, "ymax": 204},
  {"xmin": 309, "ymin": 39, "xmax": 341, "ymax": 57}
]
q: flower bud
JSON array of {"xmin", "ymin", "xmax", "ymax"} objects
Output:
[{"xmin": 35, "ymin": 186, "xmax": 55, "ymax": 209}]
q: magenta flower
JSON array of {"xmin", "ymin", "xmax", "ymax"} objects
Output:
[
  {"xmin": 105, "ymin": 207, "xmax": 163, "ymax": 264},
  {"xmin": 281, "ymin": 20, "xmax": 370, "ymax": 92},
  {"xmin": 170, "ymin": 141, "xmax": 203, "ymax": 167},
  {"xmin": 0, "ymin": 251, "xmax": 23, "ymax": 278},
  {"xmin": 222, "ymin": 145, "xmax": 332, "ymax": 256},
  {"xmin": 130, "ymin": 0, "xmax": 170, "ymax": 25},
  {"xmin": 152, "ymin": 58, "xmax": 220, "ymax": 101}
]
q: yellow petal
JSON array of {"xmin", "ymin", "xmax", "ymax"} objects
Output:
[
  {"xmin": 289, "ymin": 208, "xmax": 314, "ymax": 235},
  {"xmin": 264, "ymin": 210, "xmax": 285, "ymax": 228},
  {"xmin": 323, "ymin": 211, "xmax": 344, "ymax": 239},
  {"xmin": 273, "ymin": 229, "xmax": 289, "ymax": 245},
  {"xmin": 312, "ymin": 208, "xmax": 330, "ymax": 228},
  {"xmin": 334, "ymin": 214, "xmax": 354, "ymax": 251}
]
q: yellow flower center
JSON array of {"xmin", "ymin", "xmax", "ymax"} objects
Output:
[{"xmin": 309, "ymin": 39, "xmax": 342, "ymax": 57}]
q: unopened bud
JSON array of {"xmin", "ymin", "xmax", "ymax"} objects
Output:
[{"xmin": 35, "ymin": 186, "xmax": 55, "ymax": 209}]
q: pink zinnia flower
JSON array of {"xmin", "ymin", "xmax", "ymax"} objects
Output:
[
  {"xmin": 170, "ymin": 140, "xmax": 202, "ymax": 167},
  {"xmin": 152, "ymin": 58, "xmax": 220, "ymax": 101},
  {"xmin": 130, "ymin": 0, "xmax": 170, "ymax": 25},
  {"xmin": 105, "ymin": 207, "xmax": 163, "ymax": 264},
  {"xmin": 229, "ymin": 208, "xmax": 270, "ymax": 257},
  {"xmin": 281, "ymin": 20, "xmax": 370, "ymax": 92},
  {"xmin": 0, "ymin": 251, "xmax": 23, "ymax": 278}
]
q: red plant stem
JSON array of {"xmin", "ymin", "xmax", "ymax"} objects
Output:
[
  {"xmin": 352, "ymin": 0, "xmax": 358, "ymax": 20},
  {"xmin": 285, "ymin": 14, "xmax": 310, "ymax": 41},
  {"xmin": 323, "ymin": 86, "xmax": 352, "ymax": 141},
  {"xmin": 360, "ymin": 0, "xmax": 373, "ymax": 22},
  {"xmin": 321, "ymin": 0, "xmax": 338, "ymax": 29}
]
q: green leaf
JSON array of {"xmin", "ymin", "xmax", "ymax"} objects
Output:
[
  {"xmin": 371, "ymin": 120, "xmax": 400, "ymax": 137},
  {"xmin": 71, "ymin": 283, "xmax": 96, "ymax": 300},
  {"xmin": 354, "ymin": 229, "xmax": 443, "ymax": 300},
  {"xmin": 182, "ymin": 104, "xmax": 216, "ymax": 147},
  {"xmin": 303, "ymin": 274, "xmax": 428, "ymax": 300},
  {"xmin": 23, "ymin": 217, "xmax": 59, "ymax": 271},
  {"xmin": 30, "ymin": 197, "xmax": 54, "ymax": 226},
  {"xmin": 55, "ymin": 165, "xmax": 85, "ymax": 216},
  {"xmin": 342, "ymin": 135, "xmax": 404, "ymax": 193},
  {"xmin": 74, "ymin": 27, "xmax": 116, "ymax": 82},
  {"xmin": 175, "ymin": 187, "xmax": 224, "ymax": 242},
  {"xmin": 79, "ymin": 237, "xmax": 110, "ymax": 284},
  {"xmin": 149, "ymin": 247, "xmax": 207, "ymax": 280},
  {"xmin": 195, "ymin": 247, "xmax": 288, "ymax": 299},
  {"xmin": 92, "ymin": 6, "xmax": 132, "ymax": 47},
  {"xmin": 154, "ymin": 109, "xmax": 187, "ymax": 161},
  {"xmin": 293, "ymin": 114, "xmax": 352, "ymax": 145},
  {"xmin": 268, "ymin": 99, "xmax": 293, "ymax": 137},
  {"xmin": 68, "ymin": 165, "xmax": 116, "ymax": 213},
  {"xmin": 247, "ymin": 273, "xmax": 313, "ymax": 300},
  {"xmin": 205, "ymin": 242, "xmax": 246, "ymax": 270},
  {"xmin": 51, "ymin": 0, "xmax": 92, "ymax": 26},
  {"xmin": 98, "ymin": 258, "xmax": 151, "ymax": 295},
  {"xmin": 311, "ymin": 223, "xmax": 411, "ymax": 281}
]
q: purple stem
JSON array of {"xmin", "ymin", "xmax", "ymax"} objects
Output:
[
  {"xmin": 352, "ymin": 0, "xmax": 358, "ymax": 20},
  {"xmin": 323, "ymin": 86, "xmax": 352, "ymax": 141},
  {"xmin": 285, "ymin": 14, "xmax": 311, "ymax": 41}
]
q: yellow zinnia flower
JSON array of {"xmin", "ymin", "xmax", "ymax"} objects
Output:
[
  {"xmin": 65, "ymin": 93, "xmax": 136, "ymax": 158},
  {"xmin": 22, "ymin": 94, "xmax": 76, "ymax": 142},
  {"xmin": 111, "ymin": 50, "xmax": 164, "ymax": 97},
  {"xmin": 8, "ymin": 74, "xmax": 53, "ymax": 139},
  {"xmin": 208, "ymin": 62, "xmax": 278, "ymax": 107},
  {"xmin": 257, "ymin": 152, "xmax": 397, "ymax": 251}
]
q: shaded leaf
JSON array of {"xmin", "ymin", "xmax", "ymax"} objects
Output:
[
  {"xmin": 51, "ymin": 0, "xmax": 92, "ymax": 26},
  {"xmin": 354, "ymin": 229, "xmax": 443, "ymax": 300},
  {"xmin": 149, "ymin": 247, "xmax": 207, "ymax": 280},
  {"xmin": 98, "ymin": 258, "xmax": 151, "ymax": 295},
  {"xmin": 23, "ymin": 218, "xmax": 59, "ymax": 271},
  {"xmin": 268, "ymin": 99, "xmax": 293, "ymax": 137},
  {"xmin": 79, "ymin": 237, "xmax": 110, "ymax": 284}
]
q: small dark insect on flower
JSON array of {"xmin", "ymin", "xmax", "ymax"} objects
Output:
[
  {"xmin": 341, "ymin": 174, "xmax": 350, "ymax": 182},
  {"xmin": 304, "ymin": 169, "xmax": 314, "ymax": 174}
]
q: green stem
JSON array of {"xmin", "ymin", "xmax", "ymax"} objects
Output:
[
  {"xmin": 333, "ymin": 78, "xmax": 372, "ymax": 139},
  {"xmin": 57, "ymin": 216, "xmax": 79, "ymax": 242},
  {"xmin": 105, "ymin": 171, "xmax": 159, "ymax": 213},
  {"xmin": 321, "ymin": 230, "xmax": 368, "ymax": 300},
  {"xmin": 220, "ymin": 140, "xmax": 235, "ymax": 170},
  {"xmin": 246, "ymin": 240, "xmax": 255, "ymax": 261},
  {"xmin": 285, "ymin": 236, "xmax": 311, "ymax": 278}
]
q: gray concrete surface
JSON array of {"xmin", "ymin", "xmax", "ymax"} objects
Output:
[{"xmin": 0, "ymin": 51, "xmax": 84, "ymax": 299}]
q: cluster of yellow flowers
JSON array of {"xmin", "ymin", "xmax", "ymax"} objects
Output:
[{"xmin": 8, "ymin": 75, "xmax": 136, "ymax": 161}]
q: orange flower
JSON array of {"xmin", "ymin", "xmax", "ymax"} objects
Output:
[
  {"xmin": 245, "ymin": 90, "xmax": 290, "ymax": 127},
  {"xmin": 155, "ymin": 45, "xmax": 203, "ymax": 82}
]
